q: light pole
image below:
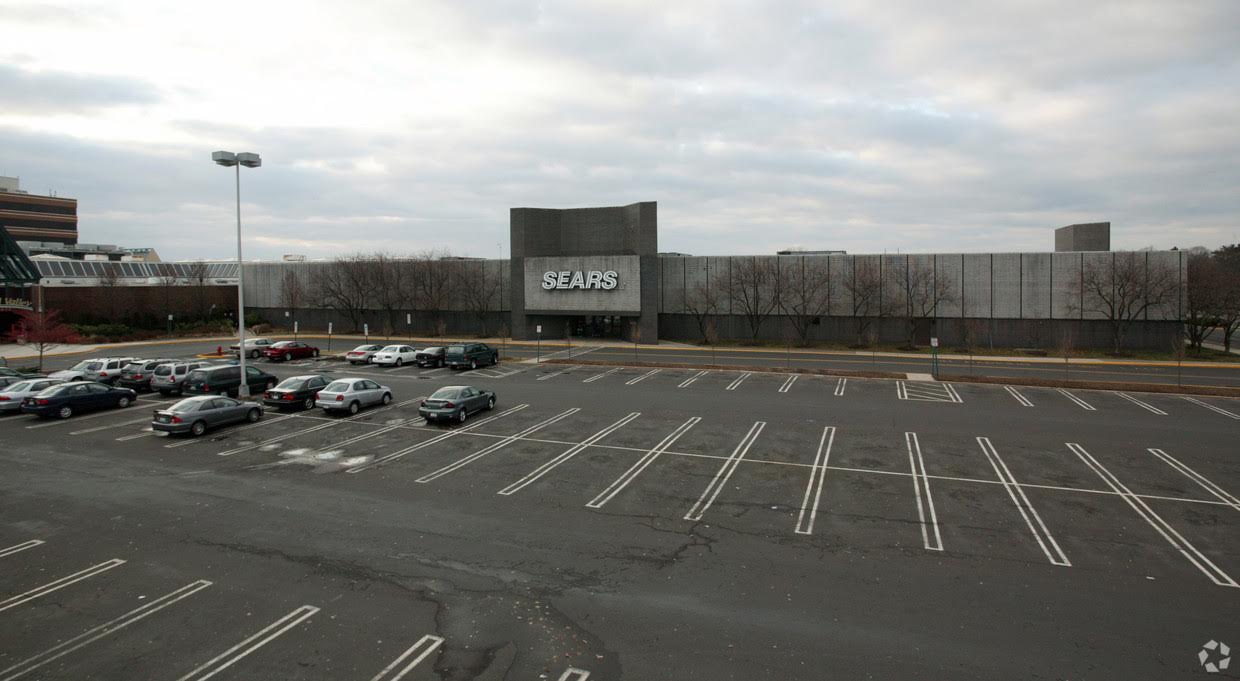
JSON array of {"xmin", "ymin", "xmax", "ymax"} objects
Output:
[{"xmin": 212, "ymin": 150, "xmax": 261, "ymax": 397}]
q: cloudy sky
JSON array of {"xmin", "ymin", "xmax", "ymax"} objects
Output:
[{"xmin": 2, "ymin": 0, "xmax": 1238, "ymax": 261}]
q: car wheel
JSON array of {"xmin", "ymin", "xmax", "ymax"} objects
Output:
[
  {"xmin": 395, "ymin": 358, "xmax": 403, "ymax": 367},
  {"xmin": 458, "ymin": 407, "xmax": 468, "ymax": 423},
  {"xmin": 312, "ymin": 349, "xmax": 319, "ymax": 358},
  {"xmin": 470, "ymin": 359, "xmax": 478, "ymax": 370},
  {"xmin": 117, "ymin": 396, "xmax": 131, "ymax": 408},
  {"xmin": 57, "ymin": 405, "xmax": 73, "ymax": 419},
  {"xmin": 283, "ymin": 352, "xmax": 292, "ymax": 362},
  {"xmin": 381, "ymin": 392, "xmax": 392, "ymax": 405},
  {"xmin": 438, "ymin": 359, "xmax": 444, "ymax": 368},
  {"xmin": 250, "ymin": 350, "xmax": 260, "ymax": 359},
  {"xmin": 246, "ymin": 408, "xmax": 261, "ymax": 423},
  {"xmin": 348, "ymin": 401, "xmax": 360, "ymax": 415},
  {"xmin": 191, "ymin": 420, "xmax": 207, "ymax": 437},
  {"xmin": 303, "ymin": 396, "xmax": 314, "ymax": 410},
  {"xmin": 486, "ymin": 396, "xmax": 495, "ymax": 411},
  {"xmin": 491, "ymin": 354, "xmax": 498, "ymax": 366}
]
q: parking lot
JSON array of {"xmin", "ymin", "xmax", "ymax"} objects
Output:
[{"xmin": 2, "ymin": 349, "xmax": 1238, "ymax": 679}]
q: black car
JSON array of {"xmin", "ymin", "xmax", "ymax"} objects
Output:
[
  {"xmin": 183, "ymin": 365, "xmax": 278, "ymax": 398},
  {"xmin": 415, "ymin": 346, "xmax": 446, "ymax": 368},
  {"xmin": 263, "ymin": 374, "xmax": 331, "ymax": 410},
  {"xmin": 444, "ymin": 343, "xmax": 499, "ymax": 370},
  {"xmin": 20, "ymin": 381, "xmax": 138, "ymax": 419},
  {"xmin": 118, "ymin": 359, "xmax": 177, "ymax": 391}
]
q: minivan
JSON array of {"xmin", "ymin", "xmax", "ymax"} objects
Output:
[{"xmin": 183, "ymin": 365, "xmax": 278, "ymax": 398}]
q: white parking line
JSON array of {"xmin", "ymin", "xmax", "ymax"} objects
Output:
[
  {"xmin": 626, "ymin": 369, "xmax": 661, "ymax": 385},
  {"xmin": 1181, "ymin": 396, "xmax": 1240, "ymax": 420},
  {"xmin": 537, "ymin": 345, "xmax": 602, "ymax": 362},
  {"xmin": 725, "ymin": 373, "xmax": 751, "ymax": 391},
  {"xmin": 1148, "ymin": 448, "xmax": 1240, "ymax": 511},
  {"xmin": 0, "ymin": 558, "xmax": 126, "ymax": 613},
  {"xmin": 898, "ymin": 381, "xmax": 961, "ymax": 404},
  {"xmin": 976, "ymin": 437, "xmax": 1070, "ymax": 566},
  {"xmin": 25, "ymin": 399, "xmax": 177, "ymax": 429},
  {"xmin": 416, "ymin": 409, "xmax": 580, "ymax": 483},
  {"xmin": 777, "ymin": 375, "xmax": 798, "ymax": 393},
  {"xmin": 684, "ymin": 421, "xmax": 765, "ymax": 521},
  {"xmin": 1057, "ymin": 389, "xmax": 1096, "ymax": 411},
  {"xmin": 498, "ymin": 412, "xmax": 641, "ymax": 495},
  {"xmin": 587, "ymin": 417, "xmax": 700, "ymax": 509},
  {"xmin": 677, "ymin": 370, "xmax": 708, "ymax": 388},
  {"xmin": 794, "ymin": 426, "xmax": 836, "ymax": 535},
  {"xmin": 833, "ymin": 378, "xmax": 847, "ymax": 396},
  {"xmin": 1004, "ymin": 385, "xmax": 1034, "ymax": 407},
  {"xmin": 0, "ymin": 540, "xmax": 44, "ymax": 558},
  {"xmin": 175, "ymin": 605, "xmax": 319, "ymax": 681},
  {"xmin": 537, "ymin": 366, "xmax": 577, "ymax": 381},
  {"xmin": 215, "ymin": 398, "xmax": 423, "ymax": 456},
  {"xmin": 115, "ymin": 429, "xmax": 155, "ymax": 441},
  {"xmin": 368, "ymin": 634, "xmax": 445, "ymax": 681},
  {"xmin": 944, "ymin": 383, "xmax": 962, "ymax": 403},
  {"xmin": 348, "ymin": 405, "xmax": 529, "ymax": 473},
  {"xmin": 1067, "ymin": 443, "xmax": 1236, "ymax": 587},
  {"xmin": 906, "ymin": 432, "xmax": 943, "ymax": 551},
  {"xmin": 164, "ymin": 413, "xmax": 298, "ymax": 449},
  {"xmin": 583, "ymin": 367, "xmax": 621, "ymax": 383},
  {"xmin": 557, "ymin": 668, "xmax": 591, "ymax": 681},
  {"xmin": 69, "ymin": 414, "xmax": 160, "ymax": 435},
  {"xmin": 1116, "ymin": 392, "xmax": 1167, "ymax": 415},
  {"xmin": 0, "ymin": 580, "xmax": 212, "ymax": 681}
]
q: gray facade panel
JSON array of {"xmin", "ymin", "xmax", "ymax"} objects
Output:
[
  {"xmin": 1051, "ymin": 252, "xmax": 1081, "ymax": 319},
  {"xmin": 935, "ymin": 253, "xmax": 963, "ymax": 318},
  {"xmin": 991, "ymin": 253, "xmax": 1021, "ymax": 318},
  {"xmin": 1021, "ymin": 253, "xmax": 1051, "ymax": 319}
]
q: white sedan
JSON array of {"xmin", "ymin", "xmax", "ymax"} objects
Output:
[{"xmin": 370, "ymin": 344, "xmax": 418, "ymax": 367}]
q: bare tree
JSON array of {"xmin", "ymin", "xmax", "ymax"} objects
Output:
[
  {"xmin": 96, "ymin": 262, "xmax": 122, "ymax": 321},
  {"xmin": 683, "ymin": 279, "xmax": 720, "ymax": 344},
  {"xmin": 317, "ymin": 255, "xmax": 376, "ymax": 333},
  {"xmin": 412, "ymin": 251, "xmax": 456, "ymax": 334},
  {"xmin": 1184, "ymin": 252, "xmax": 1218, "ymax": 352},
  {"xmin": 778, "ymin": 258, "xmax": 831, "ymax": 345},
  {"xmin": 716, "ymin": 257, "xmax": 780, "ymax": 342},
  {"xmin": 279, "ymin": 268, "xmax": 308, "ymax": 327},
  {"xmin": 1069, "ymin": 252, "xmax": 1181, "ymax": 354},
  {"xmin": 892, "ymin": 259, "xmax": 954, "ymax": 349},
  {"xmin": 1211, "ymin": 245, "xmax": 1240, "ymax": 352},
  {"xmin": 371, "ymin": 254, "xmax": 413, "ymax": 336},
  {"xmin": 188, "ymin": 261, "xmax": 211, "ymax": 321},
  {"xmin": 153, "ymin": 263, "xmax": 179, "ymax": 324},
  {"xmin": 460, "ymin": 261, "xmax": 501, "ymax": 336},
  {"xmin": 841, "ymin": 258, "xmax": 881, "ymax": 346}
]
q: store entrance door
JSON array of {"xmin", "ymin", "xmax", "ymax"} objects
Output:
[{"xmin": 571, "ymin": 315, "xmax": 625, "ymax": 339}]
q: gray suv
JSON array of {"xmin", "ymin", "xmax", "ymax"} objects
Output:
[{"xmin": 151, "ymin": 361, "xmax": 211, "ymax": 396}]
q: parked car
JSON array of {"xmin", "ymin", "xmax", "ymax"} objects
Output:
[
  {"xmin": 150, "ymin": 361, "xmax": 211, "ymax": 396},
  {"xmin": 263, "ymin": 374, "xmax": 331, "ymax": 410},
  {"xmin": 49, "ymin": 357, "xmax": 135, "ymax": 384},
  {"xmin": 183, "ymin": 365, "xmax": 278, "ymax": 398},
  {"xmin": 345, "ymin": 344, "xmax": 384, "ymax": 365},
  {"xmin": 152, "ymin": 396, "xmax": 264, "ymax": 436},
  {"xmin": 414, "ymin": 346, "xmax": 446, "ymax": 368},
  {"xmin": 263, "ymin": 341, "xmax": 320, "ymax": 362},
  {"xmin": 314, "ymin": 378, "xmax": 392, "ymax": 415},
  {"xmin": 118, "ymin": 359, "xmax": 177, "ymax": 391},
  {"xmin": 444, "ymin": 343, "xmax": 498, "ymax": 370},
  {"xmin": 0, "ymin": 376, "xmax": 24, "ymax": 390},
  {"xmin": 371, "ymin": 345, "xmax": 417, "ymax": 367},
  {"xmin": 20, "ymin": 381, "xmax": 138, "ymax": 419},
  {"xmin": 418, "ymin": 385, "xmax": 496, "ymax": 423},
  {"xmin": 230, "ymin": 338, "xmax": 276, "ymax": 359},
  {"xmin": 0, "ymin": 366, "xmax": 43, "ymax": 379},
  {"xmin": 0, "ymin": 378, "xmax": 65, "ymax": 413}
]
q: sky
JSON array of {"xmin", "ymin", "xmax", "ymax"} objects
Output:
[{"xmin": 1, "ymin": 0, "xmax": 1238, "ymax": 261}]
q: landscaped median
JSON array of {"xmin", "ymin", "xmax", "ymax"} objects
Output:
[{"xmin": 541, "ymin": 358, "xmax": 1240, "ymax": 398}]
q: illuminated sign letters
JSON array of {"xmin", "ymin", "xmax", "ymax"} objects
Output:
[{"xmin": 541, "ymin": 270, "xmax": 618, "ymax": 290}]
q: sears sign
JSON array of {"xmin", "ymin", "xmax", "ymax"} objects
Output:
[{"xmin": 541, "ymin": 270, "xmax": 619, "ymax": 290}]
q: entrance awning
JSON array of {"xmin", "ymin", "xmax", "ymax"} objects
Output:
[{"xmin": 0, "ymin": 226, "xmax": 41, "ymax": 286}]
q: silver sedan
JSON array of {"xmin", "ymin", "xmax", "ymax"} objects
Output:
[
  {"xmin": 315, "ymin": 378, "xmax": 393, "ymax": 415},
  {"xmin": 0, "ymin": 378, "xmax": 65, "ymax": 413}
]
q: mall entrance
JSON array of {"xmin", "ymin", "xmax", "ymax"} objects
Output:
[{"xmin": 570, "ymin": 315, "xmax": 628, "ymax": 339}]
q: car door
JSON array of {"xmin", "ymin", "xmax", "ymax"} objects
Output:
[
  {"xmin": 66, "ymin": 383, "xmax": 91, "ymax": 409},
  {"xmin": 245, "ymin": 367, "xmax": 264, "ymax": 391},
  {"xmin": 305, "ymin": 375, "xmax": 327, "ymax": 399},
  {"xmin": 356, "ymin": 380, "xmax": 377, "ymax": 405},
  {"xmin": 211, "ymin": 397, "xmax": 240, "ymax": 425}
]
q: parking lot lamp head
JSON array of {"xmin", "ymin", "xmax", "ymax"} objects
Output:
[{"xmin": 212, "ymin": 151, "xmax": 238, "ymax": 167}]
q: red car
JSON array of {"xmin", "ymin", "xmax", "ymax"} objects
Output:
[{"xmin": 262, "ymin": 341, "xmax": 320, "ymax": 362}]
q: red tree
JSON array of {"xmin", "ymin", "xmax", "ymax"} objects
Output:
[{"xmin": 5, "ymin": 309, "xmax": 81, "ymax": 373}]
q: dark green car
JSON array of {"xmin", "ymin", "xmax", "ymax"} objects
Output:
[{"xmin": 444, "ymin": 343, "xmax": 498, "ymax": 370}]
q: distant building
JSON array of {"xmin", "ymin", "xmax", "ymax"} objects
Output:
[
  {"xmin": 19, "ymin": 241, "xmax": 127, "ymax": 261},
  {"xmin": 776, "ymin": 249, "xmax": 846, "ymax": 255},
  {"xmin": 124, "ymin": 247, "xmax": 162, "ymax": 262},
  {"xmin": 0, "ymin": 176, "xmax": 78, "ymax": 245},
  {"xmin": 1054, "ymin": 222, "xmax": 1110, "ymax": 252}
]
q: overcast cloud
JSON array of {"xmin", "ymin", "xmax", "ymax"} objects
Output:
[{"xmin": 1, "ymin": 0, "xmax": 1237, "ymax": 260}]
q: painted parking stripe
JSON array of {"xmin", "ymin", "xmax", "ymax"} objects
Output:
[
  {"xmin": 0, "ymin": 540, "xmax": 44, "ymax": 559},
  {"xmin": 833, "ymin": 378, "xmax": 847, "ymax": 396},
  {"xmin": 25, "ymin": 399, "xmax": 178, "ymax": 429},
  {"xmin": 626, "ymin": 368, "xmax": 661, "ymax": 385},
  {"xmin": 1148, "ymin": 448, "xmax": 1240, "ymax": 511},
  {"xmin": 1057, "ymin": 389, "xmax": 1096, "ymax": 411},
  {"xmin": 0, "ymin": 580, "xmax": 212, "ymax": 681},
  {"xmin": 0, "ymin": 558, "xmax": 126, "ymax": 613},
  {"xmin": 777, "ymin": 375, "xmax": 798, "ymax": 393},
  {"xmin": 367, "ymin": 634, "xmax": 445, "ymax": 681},
  {"xmin": 1181, "ymin": 396, "xmax": 1240, "ymax": 420},
  {"xmin": 897, "ymin": 381, "xmax": 961, "ymax": 403},
  {"xmin": 70, "ymin": 414, "xmax": 161, "ymax": 435},
  {"xmin": 498, "ymin": 412, "xmax": 641, "ymax": 495},
  {"xmin": 794, "ymin": 426, "xmax": 836, "ymax": 535},
  {"xmin": 677, "ymin": 370, "xmax": 708, "ymax": 388},
  {"xmin": 725, "ymin": 372, "xmax": 751, "ymax": 391},
  {"xmin": 557, "ymin": 668, "xmax": 591, "ymax": 681},
  {"xmin": 587, "ymin": 417, "xmax": 700, "ymax": 509},
  {"xmin": 1004, "ymin": 386, "xmax": 1034, "ymax": 407},
  {"xmin": 233, "ymin": 398, "xmax": 426, "ymax": 461},
  {"xmin": 684, "ymin": 421, "xmax": 765, "ymax": 521},
  {"xmin": 583, "ymin": 367, "xmax": 621, "ymax": 383},
  {"xmin": 115, "ymin": 429, "xmax": 155, "ymax": 441},
  {"xmin": 215, "ymin": 397, "xmax": 423, "ymax": 456},
  {"xmin": 537, "ymin": 366, "xmax": 577, "ymax": 381},
  {"xmin": 977, "ymin": 437, "xmax": 1070, "ymax": 566},
  {"xmin": 1116, "ymin": 392, "xmax": 1167, "ymax": 415},
  {"xmin": 164, "ymin": 413, "xmax": 298, "ymax": 449},
  {"xmin": 175, "ymin": 605, "xmax": 319, "ymax": 681},
  {"xmin": 417, "ymin": 409, "xmax": 580, "ymax": 483},
  {"xmin": 906, "ymin": 432, "xmax": 943, "ymax": 551},
  {"xmin": 944, "ymin": 383, "xmax": 962, "ymax": 403},
  {"xmin": 348, "ymin": 405, "xmax": 529, "ymax": 473},
  {"xmin": 1067, "ymin": 443, "xmax": 1236, "ymax": 587}
]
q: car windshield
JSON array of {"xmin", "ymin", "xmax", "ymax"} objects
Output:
[
  {"xmin": 3, "ymin": 381, "xmax": 33, "ymax": 393},
  {"xmin": 323, "ymin": 381, "xmax": 351, "ymax": 392},
  {"xmin": 168, "ymin": 399, "xmax": 205, "ymax": 413},
  {"xmin": 446, "ymin": 345, "xmax": 465, "ymax": 355},
  {"xmin": 70, "ymin": 361, "xmax": 102, "ymax": 371},
  {"xmin": 430, "ymin": 387, "xmax": 462, "ymax": 399},
  {"xmin": 275, "ymin": 378, "xmax": 308, "ymax": 390},
  {"xmin": 380, "ymin": 346, "xmax": 401, "ymax": 352}
]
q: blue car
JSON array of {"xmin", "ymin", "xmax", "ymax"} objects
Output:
[{"xmin": 20, "ymin": 381, "xmax": 137, "ymax": 419}]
